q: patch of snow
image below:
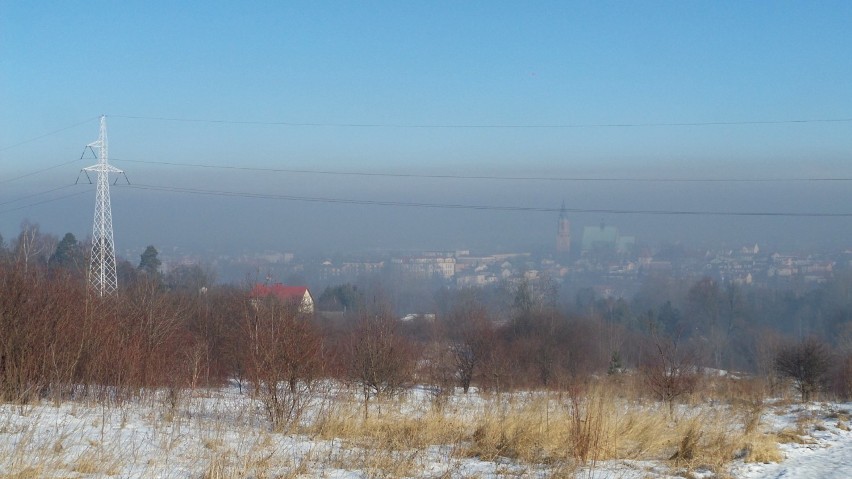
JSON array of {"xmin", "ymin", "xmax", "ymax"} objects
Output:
[{"xmin": 731, "ymin": 402, "xmax": 852, "ymax": 479}]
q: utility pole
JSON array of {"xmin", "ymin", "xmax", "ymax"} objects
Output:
[{"xmin": 80, "ymin": 115, "xmax": 127, "ymax": 296}]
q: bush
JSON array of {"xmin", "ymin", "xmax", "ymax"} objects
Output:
[
  {"xmin": 241, "ymin": 297, "xmax": 322, "ymax": 431},
  {"xmin": 640, "ymin": 330, "xmax": 699, "ymax": 415},
  {"xmin": 774, "ymin": 338, "xmax": 832, "ymax": 402},
  {"xmin": 347, "ymin": 305, "xmax": 416, "ymax": 418}
]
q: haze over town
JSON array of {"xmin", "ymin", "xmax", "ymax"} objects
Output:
[{"xmin": 2, "ymin": 2, "xmax": 851, "ymax": 266}]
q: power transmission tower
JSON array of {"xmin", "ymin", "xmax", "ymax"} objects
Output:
[{"xmin": 79, "ymin": 115, "xmax": 127, "ymax": 296}]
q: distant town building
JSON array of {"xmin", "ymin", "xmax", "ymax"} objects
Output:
[
  {"xmin": 616, "ymin": 236, "xmax": 636, "ymax": 254},
  {"xmin": 581, "ymin": 222, "xmax": 634, "ymax": 255},
  {"xmin": 390, "ymin": 256, "xmax": 456, "ymax": 279}
]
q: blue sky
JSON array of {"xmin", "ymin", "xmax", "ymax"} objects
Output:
[
  {"xmin": 3, "ymin": 2, "xmax": 851, "ymax": 166},
  {"xmin": 1, "ymin": 1, "xmax": 851, "ymax": 254}
]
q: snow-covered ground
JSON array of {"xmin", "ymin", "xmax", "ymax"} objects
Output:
[
  {"xmin": 731, "ymin": 402, "xmax": 852, "ymax": 479},
  {"xmin": 0, "ymin": 386, "xmax": 849, "ymax": 478}
]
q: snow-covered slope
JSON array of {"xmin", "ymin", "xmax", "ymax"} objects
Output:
[
  {"xmin": 733, "ymin": 403, "xmax": 852, "ymax": 479},
  {"xmin": 1, "ymin": 388, "xmax": 850, "ymax": 478}
]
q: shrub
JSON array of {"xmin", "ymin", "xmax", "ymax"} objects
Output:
[
  {"xmin": 640, "ymin": 329, "xmax": 699, "ymax": 415},
  {"xmin": 773, "ymin": 338, "xmax": 832, "ymax": 402},
  {"xmin": 347, "ymin": 306, "xmax": 416, "ymax": 418}
]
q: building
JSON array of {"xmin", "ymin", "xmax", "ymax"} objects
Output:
[
  {"xmin": 250, "ymin": 283, "xmax": 315, "ymax": 314},
  {"xmin": 556, "ymin": 201, "xmax": 571, "ymax": 257},
  {"xmin": 390, "ymin": 256, "xmax": 456, "ymax": 279},
  {"xmin": 581, "ymin": 222, "xmax": 635, "ymax": 255},
  {"xmin": 582, "ymin": 223, "xmax": 619, "ymax": 253}
]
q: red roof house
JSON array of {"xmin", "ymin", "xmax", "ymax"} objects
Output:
[{"xmin": 250, "ymin": 283, "xmax": 314, "ymax": 314}]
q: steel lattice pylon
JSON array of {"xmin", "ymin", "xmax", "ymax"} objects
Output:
[{"xmin": 81, "ymin": 116, "xmax": 125, "ymax": 296}]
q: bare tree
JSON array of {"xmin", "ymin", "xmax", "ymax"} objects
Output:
[
  {"xmin": 348, "ymin": 305, "xmax": 415, "ymax": 419},
  {"xmin": 199, "ymin": 286, "xmax": 245, "ymax": 387},
  {"xmin": 448, "ymin": 303, "xmax": 494, "ymax": 393},
  {"xmin": 774, "ymin": 337, "xmax": 832, "ymax": 401},
  {"xmin": 12, "ymin": 221, "xmax": 56, "ymax": 275},
  {"xmin": 117, "ymin": 278, "xmax": 194, "ymax": 388},
  {"xmin": 242, "ymin": 295, "xmax": 322, "ymax": 431},
  {"xmin": 640, "ymin": 326, "xmax": 699, "ymax": 416},
  {"xmin": 830, "ymin": 352, "xmax": 852, "ymax": 401},
  {"xmin": 0, "ymin": 260, "xmax": 90, "ymax": 403},
  {"xmin": 0, "ymin": 261, "xmax": 48, "ymax": 402},
  {"xmin": 420, "ymin": 320, "xmax": 455, "ymax": 409},
  {"xmin": 687, "ymin": 277, "xmax": 725, "ymax": 368},
  {"xmin": 750, "ymin": 327, "xmax": 784, "ymax": 394}
]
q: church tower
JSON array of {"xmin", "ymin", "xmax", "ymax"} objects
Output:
[{"xmin": 556, "ymin": 201, "xmax": 571, "ymax": 257}]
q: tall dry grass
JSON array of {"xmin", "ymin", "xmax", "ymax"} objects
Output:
[
  {"xmin": 300, "ymin": 378, "xmax": 782, "ymax": 475},
  {"xmin": 0, "ymin": 377, "xmax": 785, "ymax": 478}
]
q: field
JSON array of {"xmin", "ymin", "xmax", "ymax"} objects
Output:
[{"xmin": 2, "ymin": 379, "xmax": 849, "ymax": 478}]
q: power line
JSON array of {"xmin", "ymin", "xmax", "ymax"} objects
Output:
[
  {"xmin": 2, "ymin": 177, "xmax": 846, "ymax": 225},
  {"xmin": 118, "ymin": 182, "xmax": 852, "ymax": 217},
  {"xmin": 110, "ymin": 114, "xmax": 852, "ymax": 129},
  {"xmin": 0, "ymin": 188, "xmax": 88, "ymax": 216},
  {"xmin": 0, "ymin": 159, "xmax": 85, "ymax": 185},
  {"xmin": 111, "ymin": 158, "xmax": 852, "ymax": 183},
  {"xmin": 0, "ymin": 117, "xmax": 100, "ymax": 153},
  {"xmin": 0, "ymin": 185, "xmax": 77, "ymax": 208}
]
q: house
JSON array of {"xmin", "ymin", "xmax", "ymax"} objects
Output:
[{"xmin": 250, "ymin": 283, "xmax": 314, "ymax": 314}]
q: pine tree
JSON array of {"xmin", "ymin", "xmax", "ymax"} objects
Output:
[
  {"xmin": 49, "ymin": 232, "xmax": 81, "ymax": 269},
  {"xmin": 138, "ymin": 245, "xmax": 162, "ymax": 276},
  {"xmin": 608, "ymin": 350, "xmax": 623, "ymax": 375}
]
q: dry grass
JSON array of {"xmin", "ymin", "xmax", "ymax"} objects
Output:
[
  {"xmin": 302, "ymin": 382, "xmax": 781, "ymax": 476},
  {"xmin": 0, "ymin": 468, "xmax": 44, "ymax": 479},
  {"xmin": 326, "ymin": 445, "xmax": 423, "ymax": 478},
  {"xmin": 201, "ymin": 449, "xmax": 282, "ymax": 479},
  {"xmin": 776, "ymin": 428, "xmax": 809, "ymax": 444},
  {"xmin": 200, "ymin": 452, "xmax": 230, "ymax": 479},
  {"xmin": 72, "ymin": 449, "xmax": 118, "ymax": 475},
  {"xmin": 310, "ymin": 390, "xmax": 468, "ymax": 449},
  {"xmin": 740, "ymin": 432, "xmax": 785, "ymax": 463},
  {"xmin": 0, "ymin": 379, "xmax": 790, "ymax": 478}
]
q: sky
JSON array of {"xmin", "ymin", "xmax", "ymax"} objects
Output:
[{"xmin": 1, "ymin": 1, "xmax": 851, "ymax": 258}]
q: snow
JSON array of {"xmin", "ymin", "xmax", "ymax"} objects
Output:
[
  {"xmin": 731, "ymin": 403, "xmax": 852, "ymax": 479},
  {"xmin": 1, "ymin": 387, "xmax": 850, "ymax": 478}
]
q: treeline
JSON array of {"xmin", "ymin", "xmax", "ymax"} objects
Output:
[
  {"xmin": 1, "ymin": 224, "xmax": 851, "ymax": 415},
  {"xmin": 586, "ymin": 271, "xmax": 852, "ymax": 374}
]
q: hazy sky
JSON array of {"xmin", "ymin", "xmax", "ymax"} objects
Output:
[{"xmin": 1, "ymin": 2, "xmax": 851, "ymax": 257}]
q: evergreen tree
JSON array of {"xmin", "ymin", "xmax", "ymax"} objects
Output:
[
  {"xmin": 138, "ymin": 245, "xmax": 161, "ymax": 276},
  {"xmin": 607, "ymin": 350, "xmax": 623, "ymax": 375},
  {"xmin": 317, "ymin": 284, "xmax": 364, "ymax": 312},
  {"xmin": 49, "ymin": 232, "xmax": 81, "ymax": 269}
]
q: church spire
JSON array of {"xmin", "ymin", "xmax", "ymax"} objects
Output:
[{"xmin": 556, "ymin": 200, "xmax": 571, "ymax": 256}]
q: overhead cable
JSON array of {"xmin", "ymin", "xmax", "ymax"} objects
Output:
[
  {"xmin": 117, "ymin": 183, "xmax": 852, "ymax": 217},
  {"xmin": 111, "ymin": 158, "xmax": 852, "ymax": 183},
  {"xmin": 0, "ymin": 188, "xmax": 88, "ymax": 216},
  {"xmin": 110, "ymin": 114, "xmax": 852, "ymax": 129},
  {"xmin": 0, "ymin": 185, "xmax": 77, "ymax": 207},
  {"xmin": 0, "ymin": 159, "xmax": 85, "ymax": 185},
  {"xmin": 0, "ymin": 117, "xmax": 99, "ymax": 153}
]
